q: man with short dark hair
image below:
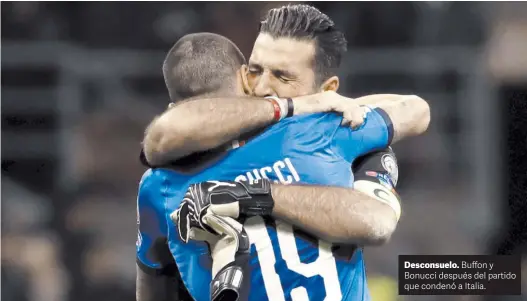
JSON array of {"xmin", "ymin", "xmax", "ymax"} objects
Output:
[
  {"xmin": 257, "ymin": 4, "xmax": 347, "ymax": 89},
  {"xmin": 163, "ymin": 32, "xmax": 246, "ymax": 100}
]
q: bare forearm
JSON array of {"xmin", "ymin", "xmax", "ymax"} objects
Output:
[
  {"xmin": 358, "ymin": 94, "xmax": 430, "ymax": 143},
  {"xmin": 270, "ymin": 184, "xmax": 397, "ymax": 245},
  {"xmin": 136, "ymin": 266, "xmax": 178, "ymax": 301},
  {"xmin": 143, "ymin": 97, "xmax": 275, "ymax": 165},
  {"xmin": 354, "ymin": 94, "xmax": 407, "ymax": 106},
  {"xmin": 144, "ymin": 94, "xmax": 333, "ymax": 166}
]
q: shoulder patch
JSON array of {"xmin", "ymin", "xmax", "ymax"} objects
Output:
[{"xmin": 381, "ymin": 153, "xmax": 398, "ymax": 186}]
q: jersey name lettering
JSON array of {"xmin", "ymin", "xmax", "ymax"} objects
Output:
[{"xmin": 234, "ymin": 158, "xmax": 300, "ymax": 184}]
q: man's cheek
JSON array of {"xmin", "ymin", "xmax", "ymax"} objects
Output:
[{"xmin": 276, "ymin": 87, "xmax": 302, "ymax": 99}]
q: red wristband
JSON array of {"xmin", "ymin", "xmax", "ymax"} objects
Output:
[{"xmin": 268, "ymin": 98, "xmax": 282, "ymax": 122}]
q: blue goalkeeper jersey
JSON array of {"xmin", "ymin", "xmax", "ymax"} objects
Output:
[{"xmin": 137, "ymin": 108, "xmax": 393, "ymax": 301}]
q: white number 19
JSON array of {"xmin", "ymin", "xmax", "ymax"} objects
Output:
[{"xmin": 243, "ymin": 216, "xmax": 342, "ymax": 301}]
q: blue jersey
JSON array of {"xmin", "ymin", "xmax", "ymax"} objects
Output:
[{"xmin": 137, "ymin": 108, "xmax": 393, "ymax": 301}]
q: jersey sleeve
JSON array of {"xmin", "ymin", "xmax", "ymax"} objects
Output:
[
  {"xmin": 352, "ymin": 147, "xmax": 399, "ymax": 188},
  {"xmin": 352, "ymin": 147, "xmax": 402, "ymax": 221},
  {"xmin": 331, "ymin": 107, "xmax": 394, "ymax": 163},
  {"xmin": 136, "ymin": 170, "xmax": 178, "ymax": 276}
]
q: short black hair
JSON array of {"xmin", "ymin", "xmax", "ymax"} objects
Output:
[
  {"xmin": 163, "ymin": 33, "xmax": 246, "ymax": 101},
  {"xmin": 259, "ymin": 4, "xmax": 347, "ymax": 85}
]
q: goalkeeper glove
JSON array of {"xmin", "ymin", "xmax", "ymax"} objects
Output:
[{"xmin": 174, "ymin": 179, "xmax": 274, "ymax": 241}]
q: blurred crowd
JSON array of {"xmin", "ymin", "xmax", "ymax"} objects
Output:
[{"xmin": 2, "ymin": 2, "xmax": 526, "ymax": 301}]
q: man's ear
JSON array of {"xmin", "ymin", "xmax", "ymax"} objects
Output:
[
  {"xmin": 239, "ymin": 64, "xmax": 251, "ymax": 95},
  {"xmin": 320, "ymin": 76, "xmax": 339, "ymax": 92}
]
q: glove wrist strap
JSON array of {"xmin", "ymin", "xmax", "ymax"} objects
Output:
[
  {"xmin": 238, "ymin": 179, "xmax": 275, "ymax": 216},
  {"xmin": 240, "ymin": 194, "xmax": 274, "ymax": 216}
]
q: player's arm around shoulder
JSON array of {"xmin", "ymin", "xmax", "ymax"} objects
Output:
[
  {"xmin": 143, "ymin": 97, "xmax": 271, "ymax": 166},
  {"xmin": 330, "ymin": 94, "xmax": 429, "ymax": 163},
  {"xmin": 365, "ymin": 94, "xmax": 431, "ymax": 143},
  {"xmin": 142, "ymin": 92, "xmax": 371, "ymax": 167}
]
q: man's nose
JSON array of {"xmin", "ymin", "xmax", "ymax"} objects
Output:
[{"xmin": 253, "ymin": 74, "xmax": 276, "ymax": 97}]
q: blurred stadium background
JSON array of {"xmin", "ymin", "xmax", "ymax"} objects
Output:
[{"xmin": 2, "ymin": 2, "xmax": 526, "ymax": 301}]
